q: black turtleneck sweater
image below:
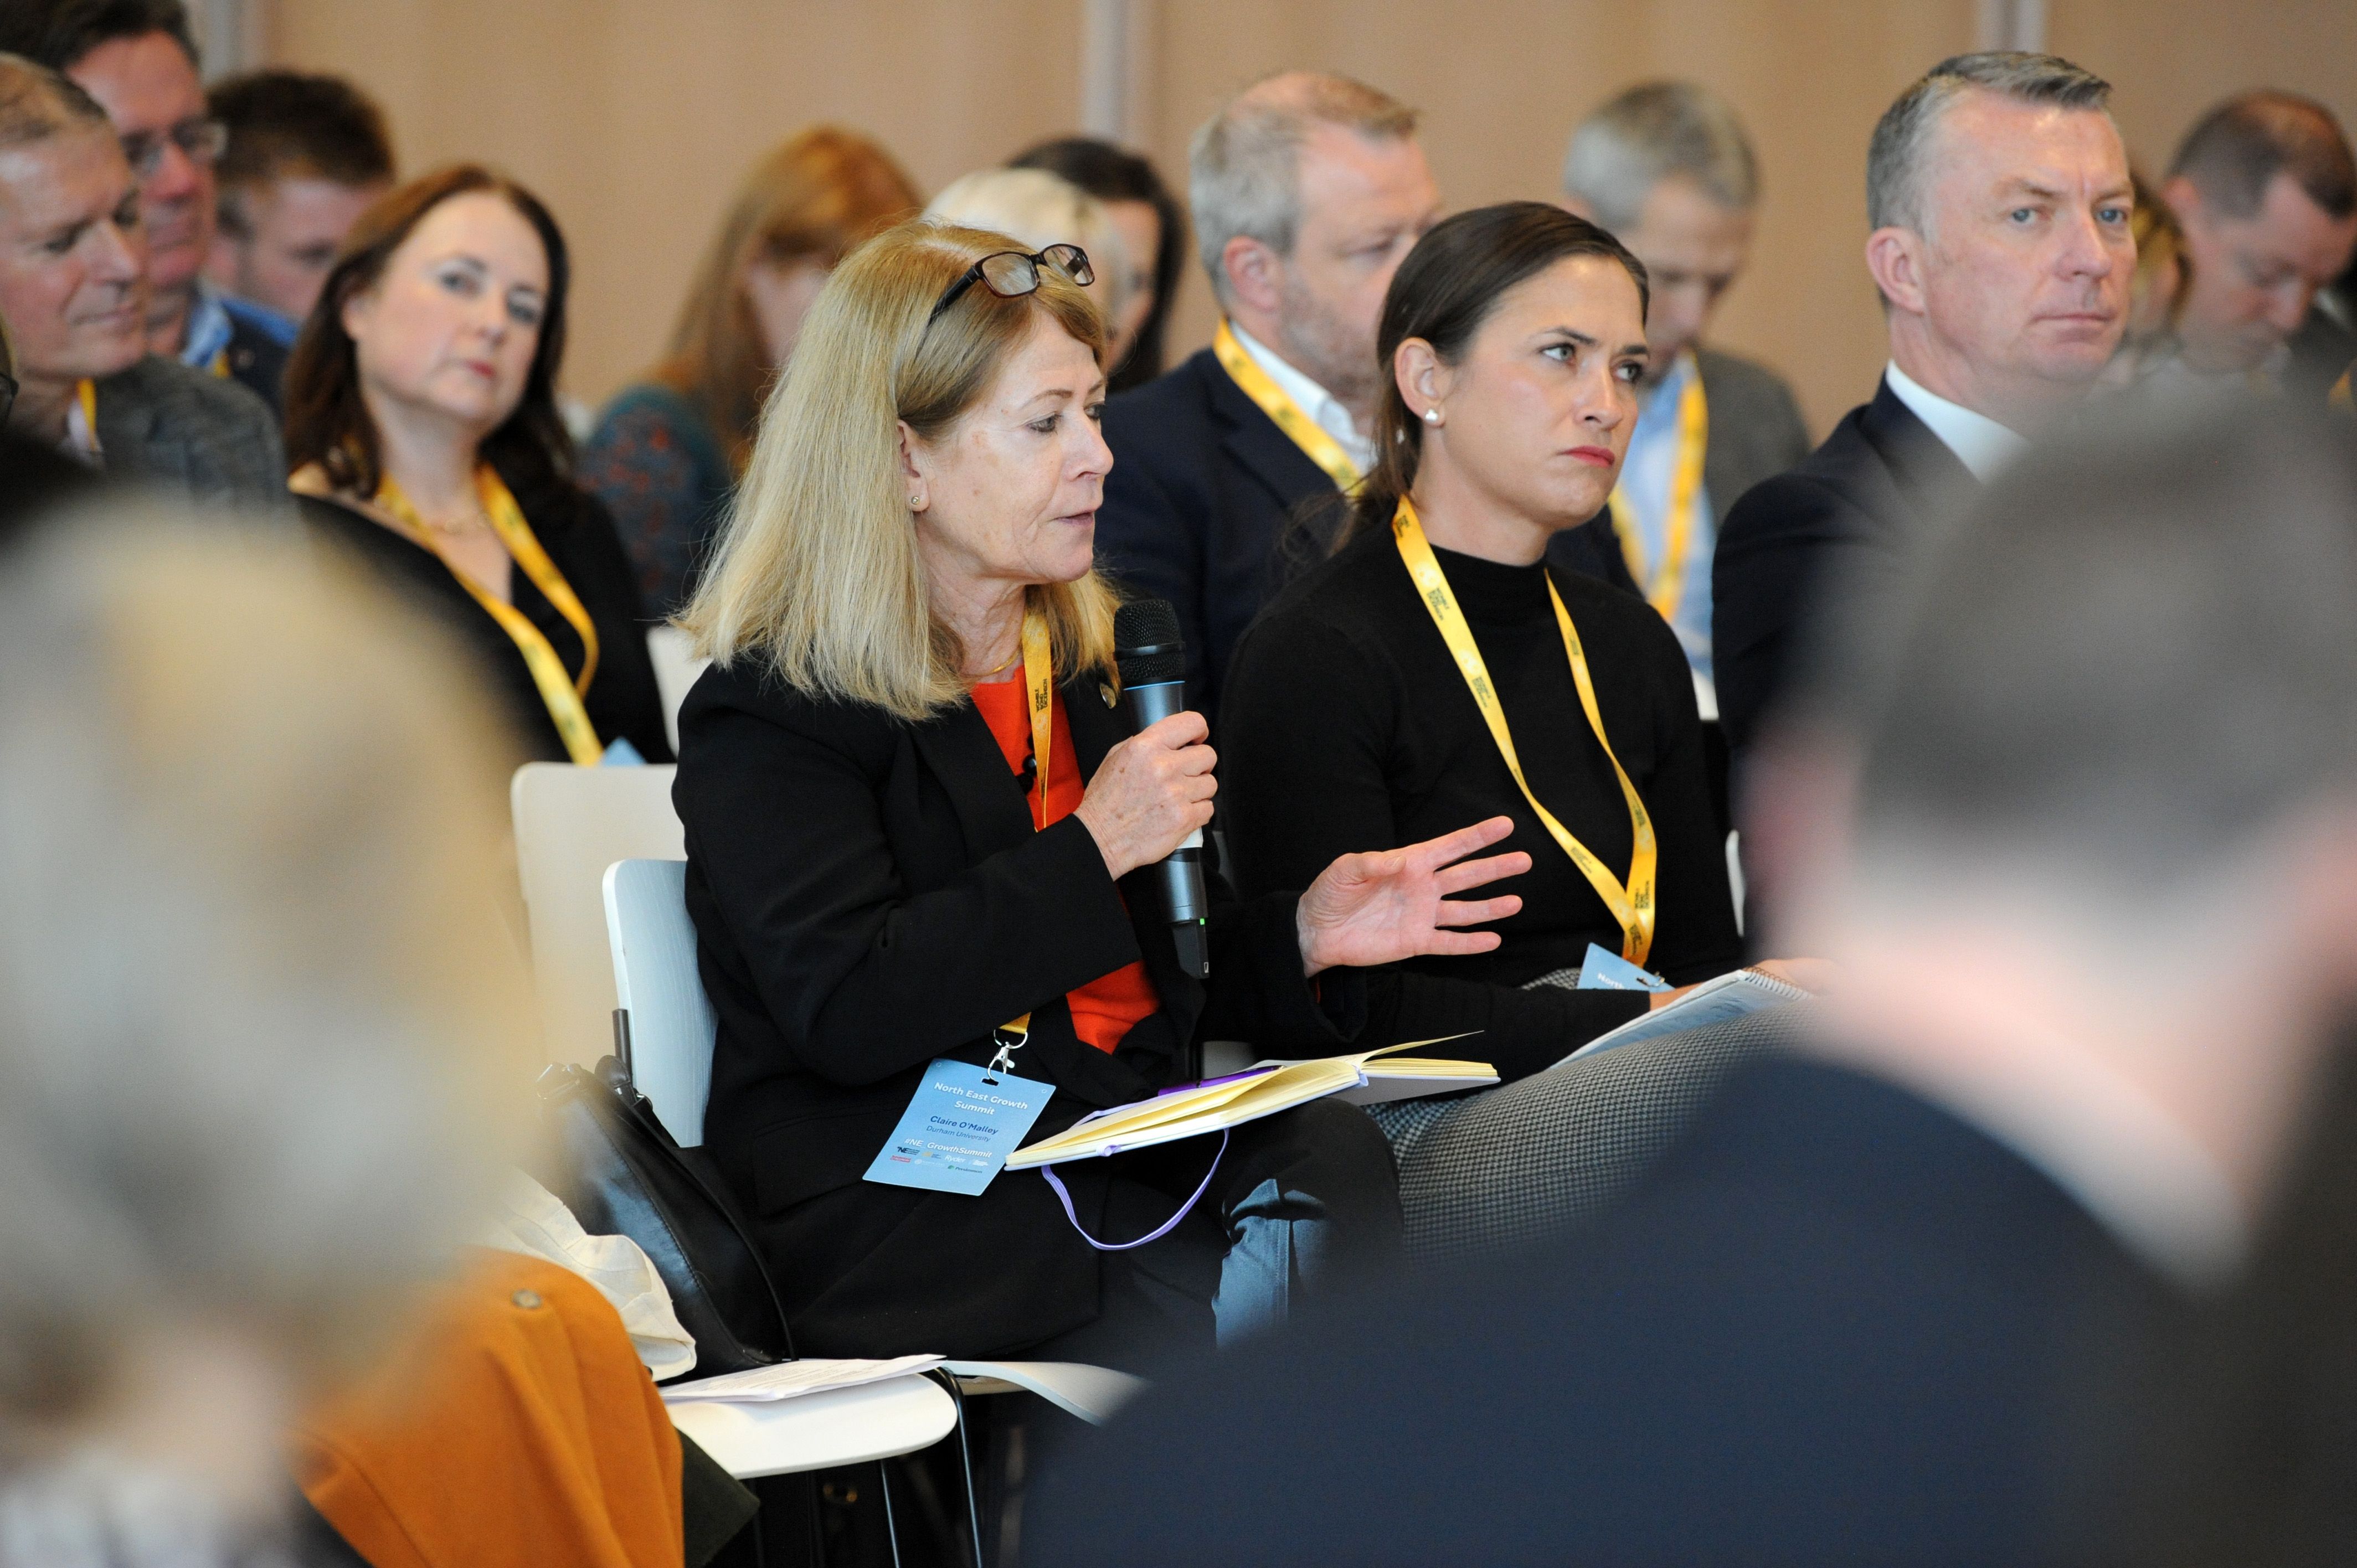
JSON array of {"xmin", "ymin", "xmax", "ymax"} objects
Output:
[{"xmin": 1218, "ymin": 522, "xmax": 1742, "ymax": 1080}]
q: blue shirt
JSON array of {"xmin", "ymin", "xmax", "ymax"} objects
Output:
[
  {"xmin": 1616, "ymin": 352, "xmax": 1715, "ymax": 699},
  {"xmin": 180, "ymin": 280, "xmax": 234, "ymax": 373}
]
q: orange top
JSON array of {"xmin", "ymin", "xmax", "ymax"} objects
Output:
[
  {"xmin": 293, "ymin": 1250, "xmax": 685, "ymax": 1568},
  {"xmin": 970, "ymin": 673, "xmax": 1162, "ymax": 1052}
]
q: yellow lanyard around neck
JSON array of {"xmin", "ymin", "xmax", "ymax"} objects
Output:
[
  {"xmin": 70, "ymin": 378, "xmax": 101, "ymax": 460},
  {"xmin": 1392, "ymin": 496, "xmax": 1658, "ymax": 965},
  {"xmin": 1605, "ymin": 356, "xmax": 1709, "ymax": 620},
  {"xmin": 1212, "ymin": 319, "xmax": 1362, "ymax": 491},
  {"xmin": 988, "ymin": 607, "xmax": 1058, "ymax": 1056},
  {"xmin": 1018, "ymin": 608, "xmax": 1054, "ymax": 832},
  {"xmin": 376, "ymin": 466, "xmax": 606, "ymax": 766}
]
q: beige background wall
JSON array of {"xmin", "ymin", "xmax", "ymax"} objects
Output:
[{"xmin": 267, "ymin": 1, "xmax": 2357, "ymax": 437}]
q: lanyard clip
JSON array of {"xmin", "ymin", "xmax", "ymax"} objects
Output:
[{"xmin": 988, "ymin": 1015, "xmax": 1030, "ymax": 1076}]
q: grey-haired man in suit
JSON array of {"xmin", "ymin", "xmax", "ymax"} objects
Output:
[
  {"xmin": 0, "ymin": 53, "xmax": 281, "ymax": 507},
  {"xmin": 1553, "ymin": 80, "xmax": 1812, "ymax": 725}
]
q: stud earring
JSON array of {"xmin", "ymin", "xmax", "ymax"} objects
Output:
[{"xmin": 1422, "ymin": 408, "xmax": 1442, "ymax": 426}]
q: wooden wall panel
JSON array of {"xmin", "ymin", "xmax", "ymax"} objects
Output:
[
  {"xmin": 270, "ymin": 0, "xmax": 1085, "ymax": 409},
  {"xmin": 269, "ymin": 1, "xmax": 2355, "ymax": 436}
]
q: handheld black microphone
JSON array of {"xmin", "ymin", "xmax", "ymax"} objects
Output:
[{"xmin": 1113, "ymin": 597, "xmax": 1210, "ymax": 979}]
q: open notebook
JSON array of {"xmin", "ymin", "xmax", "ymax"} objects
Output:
[
  {"xmin": 1545, "ymin": 968, "xmax": 1809, "ymax": 1072},
  {"xmin": 1005, "ymin": 1039, "xmax": 1494, "ymax": 1169}
]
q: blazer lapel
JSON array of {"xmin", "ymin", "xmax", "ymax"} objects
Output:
[
  {"xmin": 1203, "ymin": 353, "xmax": 1344, "ymax": 515},
  {"xmin": 909, "ymin": 699, "xmax": 1033, "ymax": 865},
  {"xmin": 1858, "ymin": 376, "xmax": 1977, "ymax": 515},
  {"xmin": 92, "ymin": 368, "xmax": 164, "ymax": 479}
]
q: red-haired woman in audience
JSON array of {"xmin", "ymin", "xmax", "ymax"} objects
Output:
[
  {"xmin": 285, "ymin": 164, "xmax": 671, "ymax": 765},
  {"xmin": 582, "ymin": 127, "xmax": 920, "ymax": 612}
]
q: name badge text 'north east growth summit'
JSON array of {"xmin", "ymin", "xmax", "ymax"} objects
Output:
[{"xmin": 863, "ymin": 1059, "xmax": 1052, "ymax": 1196}]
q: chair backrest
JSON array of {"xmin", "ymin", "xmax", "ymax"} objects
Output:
[
  {"xmin": 604, "ymin": 858, "xmax": 716, "ymax": 1146},
  {"xmin": 511, "ymin": 764, "xmax": 685, "ymax": 1064},
  {"xmin": 646, "ymin": 625, "xmax": 711, "ymax": 757}
]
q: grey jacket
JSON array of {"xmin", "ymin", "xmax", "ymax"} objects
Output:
[
  {"xmin": 1694, "ymin": 347, "xmax": 1812, "ymax": 518},
  {"xmin": 93, "ymin": 354, "xmax": 285, "ymax": 510}
]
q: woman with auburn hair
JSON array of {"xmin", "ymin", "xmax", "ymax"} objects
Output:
[
  {"xmin": 584, "ymin": 127, "xmax": 920, "ymax": 612},
  {"xmin": 284, "ymin": 164, "xmax": 670, "ymax": 766},
  {"xmin": 674, "ymin": 220, "xmax": 1527, "ymax": 1366}
]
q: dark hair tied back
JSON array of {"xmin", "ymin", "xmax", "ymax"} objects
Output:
[{"xmin": 1333, "ymin": 201, "xmax": 1648, "ymax": 553}]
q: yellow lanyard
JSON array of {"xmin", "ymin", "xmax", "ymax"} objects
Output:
[
  {"xmin": 1392, "ymin": 496, "xmax": 1658, "ymax": 966},
  {"xmin": 69, "ymin": 378, "xmax": 101, "ymax": 460},
  {"xmin": 1605, "ymin": 357, "xmax": 1709, "ymax": 620},
  {"xmin": 989, "ymin": 608, "xmax": 1057, "ymax": 1060},
  {"xmin": 1212, "ymin": 319, "xmax": 1362, "ymax": 491},
  {"xmin": 376, "ymin": 467, "xmax": 606, "ymax": 766}
]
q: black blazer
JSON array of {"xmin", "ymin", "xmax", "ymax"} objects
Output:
[
  {"xmin": 675, "ymin": 657, "xmax": 1365, "ymax": 1358},
  {"xmin": 1028, "ymin": 1054, "xmax": 2184, "ymax": 1566},
  {"xmin": 1096, "ymin": 346, "xmax": 1341, "ymax": 725},
  {"xmin": 1711, "ymin": 376, "xmax": 1973, "ymax": 790},
  {"xmin": 299, "ymin": 472, "xmax": 672, "ymax": 764},
  {"xmin": 222, "ymin": 312, "xmax": 291, "ymax": 416}
]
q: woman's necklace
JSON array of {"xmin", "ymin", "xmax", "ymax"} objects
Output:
[
  {"xmin": 416, "ymin": 503, "xmax": 493, "ymax": 537},
  {"xmin": 970, "ymin": 644, "xmax": 1022, "ymax": 680}
]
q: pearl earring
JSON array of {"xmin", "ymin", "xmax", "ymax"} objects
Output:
[{"xmin": 1422, "ymin": 408, "xmax": 1442, "ymax": 426}]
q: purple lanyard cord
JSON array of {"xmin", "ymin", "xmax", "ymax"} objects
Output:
[{"xmin": 1036, "ymin": 1130, "xmax": 1229, "ymax": 1251}]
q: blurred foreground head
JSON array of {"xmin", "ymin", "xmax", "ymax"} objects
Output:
[
  {"xmin": 0, "ymin": 506, "xmax": 532, "ymax": 1554},
  {"xmin": 1763, "ymin": 398, "xmax": 2357, "ymax": 1232}
]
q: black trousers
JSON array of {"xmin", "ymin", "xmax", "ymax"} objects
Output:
[{"xmin": 1026, "ymin": 1098, "xmax": 1402, "ymax": 1375}]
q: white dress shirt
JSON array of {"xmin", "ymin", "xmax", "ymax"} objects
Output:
[
  {"xmin": 1229, "ymin": 319, "xmax": 1375, "ymax": 476},
  {"xmin": 1883, "ymin": 360, "xmax": 2029, "ymax": 481}
]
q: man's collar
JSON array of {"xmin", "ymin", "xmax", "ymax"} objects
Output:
[
  {"xmin": 1227, "ymin": 319, "xmax": 1372, "ymax": 472},
  {"xmin": 181, "ymin": 280, "xmax": 233, "ymax": 372},
  {"xmin": 1882, "ymin": 360, "xmax": 2029, "ymax": 481}
]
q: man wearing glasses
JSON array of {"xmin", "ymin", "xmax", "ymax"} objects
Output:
[
  {"xmin": 0, "ymin": 0, "xmax": 289, "ymax": 410},
  {"xmin": 0, "ymin": 53, "xmax": 282, "ymax": 506}
]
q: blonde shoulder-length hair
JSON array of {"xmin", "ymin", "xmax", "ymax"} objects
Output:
[{"xmin": 681, "ymin": 220, "xmax": 1120, "ymax": 721}]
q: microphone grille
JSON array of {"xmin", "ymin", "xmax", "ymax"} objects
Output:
[{"xmin": 1114, "ymin": 597, "xmax": 1186, "ymax": 686}]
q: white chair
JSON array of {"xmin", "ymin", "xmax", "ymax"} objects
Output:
[
  {"xmin": 606, "ymin": 857, "xmax": 1142, "ymax": 1561},
  {"xmin": 511, "ymin": 764, "xmax": 685, "ymax": 1065},
  {"xmin": 603, "ymin": 856, "xmax": 716, "ymax": 1145},
  {"xmin": 646, "ymin": 625, "xmax": 710, "ymax": 757},
  {"xmin": 666, "ymin": 1375, "xmax": 956, "ymax": 1483}
]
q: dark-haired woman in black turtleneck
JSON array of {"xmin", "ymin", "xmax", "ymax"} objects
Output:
[{"xmin": 1223, "ymin": 204, "xmax": 1808, "ymax": 1091}]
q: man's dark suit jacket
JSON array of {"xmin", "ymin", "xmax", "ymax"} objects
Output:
[
  {"xmin": 1096, "ymin": 345, "xmax": 1339, "ymax": 723},
  {"xmin": 1711, "ymin": 375, "xmax": 1973, "ymax": 791},
  {"xmin": 220, "ymin": 311, "xmax": 292, "ymax": 416},
  {"xmin": 1028, "ymin": 1053, "xmax": 2181, "ymax": 1566},
  {"xmin": 92, "ymin": 353, "xmax": 286, "ymax": 510},
  {"xmin": 673, "ymin": 660, "xmax": 1364, "ymax": 1358}
]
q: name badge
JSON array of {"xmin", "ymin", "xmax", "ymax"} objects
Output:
[
  {"xmin": 1577, "ymin": 941, "xmax": 1670, "ymax": 993},
  {"xmin": 862, "ymin": 1058, "xmax": 1053, "ymax": 1196}
]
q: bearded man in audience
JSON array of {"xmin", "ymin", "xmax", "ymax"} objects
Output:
[
  {"xmin": 1712, "ymin": 51, "xmax": 2132, "ymax": 832},
  {"xmin": 2159, "ymin": 90, "xmax": 2357, "ymax": 402},
  {"xmin": 1095, "ymin": 70, "xmax": 1440, "ymax": 724},
  {"xmin": 0, "ymin": 53, "xmax": 282, "ymax": 504}
]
